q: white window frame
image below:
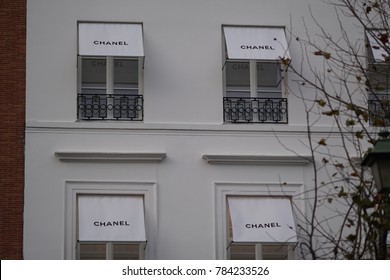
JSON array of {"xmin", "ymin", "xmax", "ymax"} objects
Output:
[
  {"xmin": 214, "ymin": 182, "xmax": 304, "ymax": 260},
  {"xmin": 224, "ymin": 60, "xmax": 284, "ymax": 98},
  {"xmin": 222, "ymin": 26, "xmax": 289, "ymax": 99},
  {"xmin": 77, "ymin": 56, "xmax": 144, "ymax": 96},
  {"xmin": 228, "ymin": 243, "xmax": 294, "ymax": 260},
  {"xmin": 226, "ymin": 198, "xmax": 295, "ymax": 260},
  {"xmin": 77, "ymin": 241, "xmax": 145, "ymax": 260},
  {"xmin": 64, "ymin": 181, "xmax": 157, "ymax": 260}
]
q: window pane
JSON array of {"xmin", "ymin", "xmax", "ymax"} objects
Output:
[
  {"xmin": 113, "ymin": 243, "xmax": 140, "ymax": 260},
  {"xmin": 230, "ymin": 244, "xmax": 256, "ymax": 260},
  {"xmin": 81, "ymin": 58, "xmax": 106, "ymax": 94},
  {"xmin": 225, "ymin": 61, "xmax": 250, "ymax": 97},
  {"xmin": 257, "ymin": 62, "xmax": 280, "ymax": 88},
  {"xmin": 262, "ymin": 244, "xmax": 289, "ymax": 260},
  {"xmin": 368, "ymin": 64, "xmax": 390, "ymax": 92},
  {"xmin": 114, "ymin": 59, "xmax": 138, "ymax": 94},
  {"xmin": 79, "ymin": 243, "xmax": 106, "ymax": 260}
]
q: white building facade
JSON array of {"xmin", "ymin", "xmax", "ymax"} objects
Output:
[{"xmin": 25, "ymin": 0, "xmax": 366, "ymax": 259}]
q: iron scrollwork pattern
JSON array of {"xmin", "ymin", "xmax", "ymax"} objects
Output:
[
  {"xmin": 223, "ymin": 97, "xmax": 288, "ymax": 123},
  {"xmin": 78, "ymin": 94, "xmax": 143, "ymax": 121}
]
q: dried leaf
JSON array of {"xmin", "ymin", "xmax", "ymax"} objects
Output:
[
  {"xmin": 318, "ymin": 139, "xmax": 327, "ymax": 146},
  {"xmin": 316, "ymin": 99, "xmax": 327, "ymax": 107},
  {"xmin": 355, "ymin": 130, "xmax": 364, "ymax": 139},
  {"xmin": 351, "ymin": 171, "xmax": 360, "ymax": 177},
  {"xmin": 281, "ymin": 57, "xmax": 291, "ymax": 66},
  {"xmin": 338, "ymin": 188, "xmax": 348, "ymax": 197},
  {"xmin": 322, "ymin": 110, "xmax": 340, "ymax": 116},
  {"xmin": 379, "ymin": 33, "xmax": 389, "ymax": 44},
  {"xmin": 346, "ymin": 119, "xmax": 356, "ymax": 126},
  {"xmin": 314, "ymin": 50, "xmax": 331, "ymax": 59}
]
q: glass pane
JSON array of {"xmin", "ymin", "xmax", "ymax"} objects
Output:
[
  {"xmin": 79, "ymin": 243, "xmax": 106, "ymax": 260},
  {"xmin": 225, "ymin": 61, "xmax": 250, "ymax": 97},
  {"xmin": 257, "ymin": 62, "xmax": 280, "ymax": 88},
  {"xmin": 262, "ymin": 244, "xmax": 289, "ymax": 260},
  {"xmin": 368, "ymin": 64, "xmax": 390, "ymax": 92},
  {"xmin": 114, "ymin": 59, "xmax": 138, "ymax": 94},
  {"xmin": 81, "ymin": 58, "xmax": 106, "ymax": 94},
  {"xmin": 113, "ymin": 243, "xmax": 140, "ymax": 260},
  {"xmin": 230, "ymin": 244, "xmax": 256, "ymax": 260}
]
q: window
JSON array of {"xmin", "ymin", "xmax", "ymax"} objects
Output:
[
  {"xmin": 65, "ymin": 181, "xmax": 157, "ymax": 260},
  {"xmin": 214, "ymin": 183, "xmax": 302, "ymax": 260},
  {"xmin": 77, "ymin": 195, "xmax": 146, "ymax": 260},
  {"xmin": 78, "ymin": 242, "xmax": 144, "ymax": 260},
  {"xmin": 225, "ymin": 61, "xmax": 282, "ymax": 98},
  {"xmin": 77, "ymin": 22, "xmax": 144, "ymax": 121},
  {"xmin": 229, "ymin": 244, "xmax": 292, "ymax": 260},
  {"xmin": 223, "ymin": 26, "xmax": 289, "ymax": 123},
  {"xmin": 366, "ymin": 30, "xmax": 390, "ymax": 126},
  {"xmin": 226, "ymin": 196, "xmax": 296, "ymax": 260}
]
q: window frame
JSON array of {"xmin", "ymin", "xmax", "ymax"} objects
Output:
[
  {"xmin": 77, "ymin": 241, "xmax": 145, "ymax": 260},
  {"xmin": 226, "ymin": 199, "xmax": 295, "ymax": 260},
  {"xmin": 214, "ymin": 182, "xmax": 303, "ymax": 260},
  {"xmin": 77, "ymin": 55, "xmax": 144, "ymax": 121},
  {"xmin": 77, "ymin": 56, "xmax": 144, "ymax": 96},
  {"xmin": 365, "ymin": 29, "xmax": 390, "ymax": 126},
  {"xmin": 65, "ymin": 181, "xmax": 157, "ymax": 260},
  {"xmin": 222, "ymin": 25, "xmax": 288, "ymax": 100},
  {"xmin": 222, "ymin": 26, "xmax": 290, "ymax": 124},
  {"xmin": 224, "ymin": 60, "xmax": 284, "ymax": 99},
  {"xmin": 228, "ymin": 243, "xmax": 294, "ymax": 260}
]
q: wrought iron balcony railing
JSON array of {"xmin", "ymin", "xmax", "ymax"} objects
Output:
[
  {"xmin": 223, "ymin": 97, "xmax": 288, "ymax": 123},
  {"xmin": 77, "ymin": 93, "xmax": 143, "ymax": 121},
  {"xmin": 368, "ymin": 94, "xmax": 390, "ymax": 126}
]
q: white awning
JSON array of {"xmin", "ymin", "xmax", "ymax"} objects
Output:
[
  {"xmin": 227, "ymin": 196, "xmax": 297, "ymax": 243},
  {"xmin": 366, "ymin": 30, "xmax": 390, "ymax": 63},
  {"xmin": 78, "ymin": 23, "xmax": 144, "ymax": 57},
  {"xmin": 223, "ymin": 26, "xmax": 290, "ymax": 60},
  {"xmin": 78, "ymin": 195, "xmax": 146, "ymax": 242}
]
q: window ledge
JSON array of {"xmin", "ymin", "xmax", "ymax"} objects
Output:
[
  {"xmin": 55, "ymin": 151, "xmax": 166, "ymax": 163},
  {"xmin": 202, "ymin": 154, "xmax": 312, "ymax": 165}
]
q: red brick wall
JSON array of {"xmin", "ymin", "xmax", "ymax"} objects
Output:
[{"xmin": 0, "ymin": 0, "xmax": 26, "ymax": 259}]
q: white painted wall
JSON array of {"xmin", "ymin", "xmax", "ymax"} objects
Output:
[
  {"xmin": 26, "ymin": 0, "xmax": 350, "ymax": 125},
  {"xmin": 25, "ymin": 0, "xmax": 365, "ymax": 259}
]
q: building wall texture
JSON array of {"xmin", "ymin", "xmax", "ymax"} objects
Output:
[
  {"xmin": 24, "ymin": 0, "xmax": 365, "ymax": 259},
  {"xmin": 0, "ymin": 0, "xmax": 26, "ymax": 259}
]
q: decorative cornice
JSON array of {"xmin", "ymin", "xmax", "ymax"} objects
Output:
[
  {"xmin": 55, "ymin": 152, "xmax": 166, "ymax": 163},
  {"xmin": 202, "ymin": 154, "xmax": 312, "ymax": 165}
]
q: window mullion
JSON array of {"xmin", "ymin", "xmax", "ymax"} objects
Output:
[
  {"xmin": 250, "ymin": 60, "xmax": 257, "ymax": 98},
  {"xmin": 77, "ymin": 56, "xmax": 82, "ymax": 94},
  {"xmin": 138, "ymin": 57, "xmax": 144, "ymax": 95},
  {"xmin": 106, "ymin": 57, "xmax": 114, "ymax": 119},
  {"xmin": 280, "ymin": 62, "xmax": 287, "ymax": 96},
  {"xmin": 255, "ymin": 243, "xmax": 263, "ymax": 260},
  {"xmin": 107, "ymin": 57, "xmax": 114, "ymax": 95},
  {"xmin": 107, "ymin": 242, "xmax": 113, "ymax": 260}
]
